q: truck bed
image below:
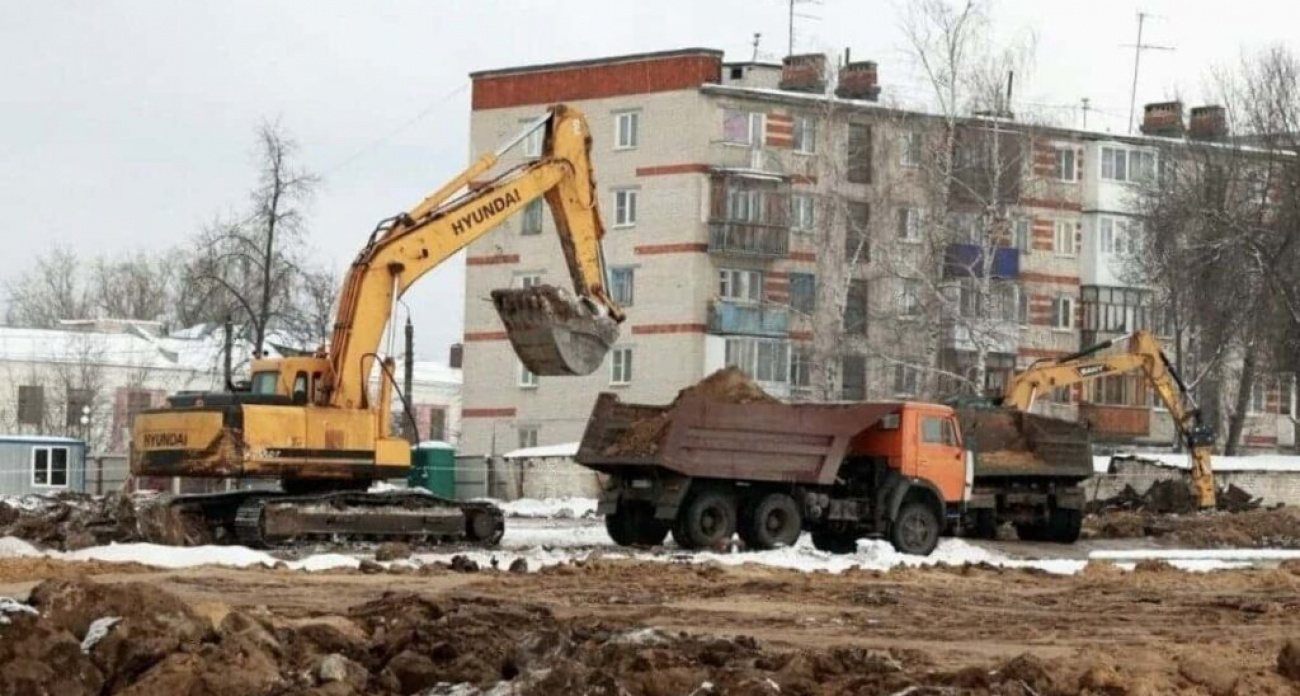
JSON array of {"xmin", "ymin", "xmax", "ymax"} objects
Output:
[
  {"xmin": 956, "ymin": 407, "xmax": 1093, "ymax": 481},
  {"xmin": 576, "ymin": 392, "xmax": 900, "ymax": 486}
]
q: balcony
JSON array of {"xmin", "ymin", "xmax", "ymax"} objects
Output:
[
  {"xmin": 943, "ymin": 318, "xmax": 1019, "ymax": 354},
  {"xmin": 708, "ymin": 300, "xmax": 789, "ymax": 337},
  {"xmin": 944, "ymin": 243, "xmax": 1020, "ymax": 279},
  {"xmin": 708, "ymin": 222, "xmax": 790, "ymax": 258},
  {"xmin": 1079, "ymin": 403, "xmax": 1151, "ymax": 440}
]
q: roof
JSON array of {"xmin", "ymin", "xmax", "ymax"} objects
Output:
[
  {"xmin": 471, "ymin": 48, "xmax": 723, "ymax": 79},
  {"xmin": 0, "ymin": 435, "xmax": 84, "ymax": 446},
  {"xmin": 502, "ymin": 442, "xmax": 580, "ymax": 460}
]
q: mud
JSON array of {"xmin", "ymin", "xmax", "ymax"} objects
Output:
[
  {"xmin": 6, "ymin": 569, "xmax": 1298, "ymax": 696},
  {"xmin": 604, "ymin": 367, "xmax": 777, "ymax": 456},
  {"xmin": 0, "ymin": 492, "xmax": 180, "ymax": 551},
  {"xmin": 1085, "ymin": 506, "xmax": 1300, "ymax": 548}
]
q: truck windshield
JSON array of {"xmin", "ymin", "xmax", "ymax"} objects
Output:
[{"xmin": 250, "ymin": 371, "xmax": 280, "ymax": 395}]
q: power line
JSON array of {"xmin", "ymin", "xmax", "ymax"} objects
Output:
[{"xmin": 322, "ymin": 82, "xmax": 470, "ymax": 179}]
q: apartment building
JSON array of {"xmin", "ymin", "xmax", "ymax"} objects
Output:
[{"xmin": 459, "ymin": 48, "xmax": 1295, "ymax": 456}]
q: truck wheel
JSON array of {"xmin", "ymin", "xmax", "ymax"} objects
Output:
[
  {"xmin": 811, "ymin": 530, "xmax": 858, "ymax": 554},
  {"xmin": 604, "ymin": 507, "xmax": 637, "ymax": 546},
  {"xmin": 1047, "ymin": 508, "xmax": 1082, "ymax": 544},
  {"xmin": 746, "ymin": 493, "xmax": 802, "ymax": 550},
  {"xmin": 1014, "ymin": 522, "xmax": 1046, "ymax": 542},
  {"xmin": 676, "ymin": 490, "xmax": 737, "ymax": 550},
  {"xmin": 605, "ymin": 503, "xmax": 668, "ymax": 547},
  {"xmin": 889, "ymin": 501, "xmax": 940, "ymax": 556}
]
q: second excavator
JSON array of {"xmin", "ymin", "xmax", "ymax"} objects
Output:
[{"xmin": 130, "ymin": 104, "xmax": 624, "ymax": 546}]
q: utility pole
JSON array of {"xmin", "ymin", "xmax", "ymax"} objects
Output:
[
  {"xmin": 1124, "ymin": 11, "xmax": 1175, "ymax": 134},
  {"xmin": 752, "ymin": 32, "xmax": 762, "ymax": 62}
]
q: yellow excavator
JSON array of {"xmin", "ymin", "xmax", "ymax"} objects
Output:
[
  {"xmin": 1000, "ymin": 330, "xmax": 1217, "ymax": 509},
  {"xmin": 131, "ymin": 104, "xmax": 625, "ymax": 546}
]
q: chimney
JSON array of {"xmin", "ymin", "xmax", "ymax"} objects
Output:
[
  {"xmin": 779, "ymin": 53, "xmax": 827, "ymax": 93},
  {"xmin": 1188, "ymin": 105, "xmax": 1228, "ymax": 140},
  {"xmin": 836, "ymin": 60, "xmax": 880, "ymax": 102},
  {"xmin": 448, "ymin": 342, "xmax": 463, "ymax": 369},
  {"xmin": 1140, "ymin": 101, "xmax": 1185, "ymax": 137}
]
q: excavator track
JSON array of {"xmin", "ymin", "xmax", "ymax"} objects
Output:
[{"xmin": 166, "ymin": 490, "xmax": 505, "ymax": 549}]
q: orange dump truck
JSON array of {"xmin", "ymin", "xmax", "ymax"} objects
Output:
[{"xmin": 576, "ymin": 391, "xmax": 1092, "ymax": 556}]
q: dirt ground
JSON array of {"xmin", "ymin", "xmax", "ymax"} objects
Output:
[
  {"xmin": 4, "ymin": 556, "xmax": 1300, "ymax": 695},
  {"xmin": 1084, "ymin": 507, "xmax": 1300, "ymax": 548}
]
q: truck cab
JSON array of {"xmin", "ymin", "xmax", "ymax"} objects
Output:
[{"xmin": 850, "ymin": 402, "xmax": 970, "ymax": 506}]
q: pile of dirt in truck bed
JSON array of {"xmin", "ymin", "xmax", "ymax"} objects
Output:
[
  {"xmin": 6, "ymin": 576, "xmax": 1297, "ymax": 695},
  {"xmin": 1085, "ymin": 506, "xmax": 1300, "ymax": 547},
  {"xmin": 0, "ymin": 492, "xmax": 185, "ymax": 551},
  {"xmin": 603, "ymin": 367, "xmax": 777, "ymax": 457}
]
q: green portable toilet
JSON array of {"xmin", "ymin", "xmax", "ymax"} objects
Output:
[{"xmin": 409, "ymin": 441, "xmax": 456, "ymax": 498}]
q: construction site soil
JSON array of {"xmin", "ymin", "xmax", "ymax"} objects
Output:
[
  {"xmin": 3, "ymin": 557, "xmax": 1300, "ymax": 694},
  {"xmin": 1084, "ymin": 507, "xmax": 1300, "ymax": 548}
]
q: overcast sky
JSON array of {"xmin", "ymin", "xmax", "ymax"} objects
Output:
[{"xmin": 2, "ymin": 0, "xmax": 1295, "ymax": 362}]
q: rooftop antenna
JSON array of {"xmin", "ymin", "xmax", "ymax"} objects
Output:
[
  {"xmin": 1123, "ymin": 11, "xmax": 1175, "ymax": 134},
  {"xmin": 785, "ymin": 0, "xmax": 822, "ymax": 57},
  {"xmin": 1081, "ymin": 97, "xmax": 1091, "ymax": 129},
  {"xmin": 752, "ymin": 32, "xmax": 762, "ymax": 62}
]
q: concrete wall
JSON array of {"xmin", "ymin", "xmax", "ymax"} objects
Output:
[
  {"xmin": 490, "ymin": 455, "xmax": 602, "ymax": 500},
  {"xmin": 1087, "ymin": 458, "xmax": 1300, "ymax": 508}
]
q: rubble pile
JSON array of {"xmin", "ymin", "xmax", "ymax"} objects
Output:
[
  {"xmin": 0, "ymin": 492, "xmax": 178, "ymax": 551},
  {"xmin": 6, "ymin": 578, "xmax": 1295, "ymax": 695},
  {"xmin": 1085, "ymin": 506, "xmax": 1300, "ymax": 548},
  {"xmin": 603, "ymin": 367, "xmax": 777, "ymax": 457}
]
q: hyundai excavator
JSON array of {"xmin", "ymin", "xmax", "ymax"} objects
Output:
[
  {"xmin": 130, "ymin": 104, "xmax": 625, "ymax": 546},
  {"xmin": 1000, "ymin": 329, "xmax": 1217, "ymax": 509}
]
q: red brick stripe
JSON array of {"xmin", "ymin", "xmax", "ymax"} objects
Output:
[
  {"xmin": 634, "ymin": 243, "xmax": 708, "ymax": 255},
  {"xmin": 631, "ymin": 323, "xmax": 707, "ymax": 335},
  {"xmin": 466, "ymin": 254, "xmax": 520, "ymax": 266},
  {"xmin": 790, "ymin": 174, "xmax": 818, "ymax": 185},
  {"xmin": 789, "ymin": 330, "xmax": 813, "ymax": 341},
  {"xmin": 635, "ymin": 163, "xmax": 711, "ymax": 177},
  {"xmin": 464, "ymin": 331, "xmax": 508, "ymax": 342},
  {"xmin": 1020, "ymin": 198, "xmax": 1082, "ymax": 212},
  {"xmin": 463, "ymin": 407, "xmax": 517, "ymax": 418},
  {"xmin": 471, "ymin": 52, "xmax": 722, "ymax": 110},
  {"xmin": 788, "ymin": 251, "xmax": 817, "ymax": 262},
  {"xmin": 1020, "ymin": 272, "xmax": 1080, "ymax": 285}
]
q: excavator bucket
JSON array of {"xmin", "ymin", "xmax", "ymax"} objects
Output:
[{"xmin": 492, "ymin": 285, "xmax": 620, "ymax": 376}]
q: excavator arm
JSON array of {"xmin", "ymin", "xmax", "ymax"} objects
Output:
[
  {"xmin": 1002, "ymin": 330, "xmax": 1217, "ymax": 508},
  {"xmin": 326, "ymin": 104, "xmax": 623, "ymax": 410}
]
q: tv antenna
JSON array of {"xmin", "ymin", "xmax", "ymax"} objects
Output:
[
  {"xmin": 1123, "ymin": 11, "xmax": 1175, "ymax": 134},
  {"xmin": 784, "ymin": 0, "xmax": 822, "ymax": 57},
  {"xmin": 1081, "ymin": 97, "xmax": 1091, "ymax": 129},
  {"xmin": 752, "ymin": 32, "xmax": 762, "ymax": 62}
]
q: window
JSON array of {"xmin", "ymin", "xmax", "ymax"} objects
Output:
[
  {"xmin": 517, "ymin": 426, "xmax": 539, "ymax": 450},
  {"xmin": 613, "ymin": 189, "xmax": 637, "ymax": 227},
  {"xmin": 1250, "ymin": 382, "xmax": 1267, "ymax": 414},
  {"xmin": 920, "ymin": 416, "xmax": 946, "ymax": 443},
  {"xmin": 995, "ymin": 283, "xmax": 1026, "ymax": 324},
  {"xmin": 1053, "ymin": 220, "xmax": 1076, "ymax": 256},
  {"xmin": 65, "ymin": 389, "xmax": 92, "ymax": 428},
  {"xmin": 250, "ymin": 372, "xmax": 278, "ymax": 395},
  {"xmin": 521, "ymin": 121, "xmax": 543, "ymax": 158},
  {"xmin": 723, "ymin": 109, "xmax": 763, "ymax": 145},
  {"xmin": 847, "ymin": 123, "xmax": 873, "ymax": 183},
  {"xmin": 428, "ymin": 408, "xmax": 447, "ymax": 442},
  {"xmin": 17, "ymin": 385, "xmax": 44, "ymax": 426},
  {"xmin": 31, "ymin": 446, "xmax": 69, "ymax": 488},
  {"xmin": 846, "ymin": 202, "xmax": 870, "ymax": 259},
  {"xmin": 900, "ymin": 131, "xmax": 922, "ymax": 167},
  {"xmin": 844, "ymin": 279, "xmax": 869, "ymax": 335},
  {"xmin": 609, "ymin": 267, "xmax": 635, "ymax": 306},
  {"xmin": 1131, "ymin": 150, "xmax": 1156, "ymax": 182},
  {"xmin": 790, "ymin": 194, "xmax": 815, "ymax": 231},
  {"xmin": 614, "ymin": 111, "xmax": 639, "ymax": 150},
  {"xmin": 520, "ymin": 199, "xmax": 543, "ymax": 235},
  {"xmin": 894, "ymin": 364, "xmax": 920, "ymax": 396},
  {"xmin": 1051, "ymin": 294, "xmax": 1074, "ymax": 330},
  {"xmin": 725, "ymin": 338, "xmax": 790, "ymax": 384},
  {"xmin": 792, "ymin": 115, "xmax": 817, "ymax": 154},
  {"xmin": 292, "ymin": 372, "xmax": 309, "ymax": 404},
  {"xmin": 1012, "ymin": 219, "xmax": 1030, "ymax": 252},
  {"xmin": 790, "ymin": 345, "xmax": 812, "ymax": 388},
  {"xmin": 727, "ymin": 188, "xmax": 766, "ymax": 223},
  {"xmin": 841, "ymin": 355, "xmax": 866, "ymax": 400},
  {"xmin": 1050, "ymin": 386, "xmax": 1073, "ymax": 404},
  {"xmin": 517, "ymin": 273, "xmax": 542, "ymax": 289},
  {"xmin": 518, "ymin": 361, "xmax": 538, "ymax": 388},
  {"xmin": 1101, "ymin": 147, "xmax": 1127, "ymax": 181},
  {"xmin": 789, "ymin": 273, "xmax": 815, "ymax": 313},
  {"xmin": 610, "ymin": 347, "xmax": 633, "ymax": 385},
  {"xmin": 1054, "ymin": 148, "xmax": 1077, "ymax": 181},
  {"xmin": 1080, "ymin": 286, "xmax": 1153, "ymax": 334},
  {"xmin": 896, "ymin": 207, "xmax": 920, "ymax": 242},
  {"xmin": 1099, "ymin": 217, "xmax": 1137, "ymax": 256},
  {"xmin": 899, "ymin": 279, "xmax": 920, "ymax": 316},
  {"xmin": 718, "ymin": 268, "xmax": 763, "ymax": 302}
]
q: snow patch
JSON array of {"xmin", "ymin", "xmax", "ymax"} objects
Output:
[
  {"xmin": 0, "ymin": 597, "xmax": 38, "ymax": 625},
  {"xmin": 2, "ymin": 494, "xmax": 56, "ymax": 512},
  {"xmin": 611, "ymin": 627, "xmax": 669, "ymax": 645},
  {"xmin": 1097, "ymin": 453, "xmax": 1300, "ymax": 473},
  {"xmin": 81, "ymin": 616, "xmax": 121, "ymax": 653},
  {"xmin": 495, "ymin": 497, "xmax": 597, "ymax": 519},
  {"xmin": 0, "ymin": 536, "xmax": 43, "ymax": 558},
  {"xmin": 501, "ymin": 442, "xmax": 580, "ymax": 460}
]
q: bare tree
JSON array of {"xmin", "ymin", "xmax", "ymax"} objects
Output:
[
  {"xmin": 3, "ymin": 248, "xmax": 91, "ymax": 327},
  {"xmin": 184, "ymin": 121, "xmax": 319, "ymax": 356},
  {"xmin": 89, "ymin": 251, "xmax": 180, "ymax": 325}
]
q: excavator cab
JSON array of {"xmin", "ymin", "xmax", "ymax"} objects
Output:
[{"xmin": 491, "ymin": 285, "xmax": 619, "ymax": 376}]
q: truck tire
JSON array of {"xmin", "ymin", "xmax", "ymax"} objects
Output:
[
  {"xmin": 969, "ymin": 509, "xmax": 999, "ymax": 540},
  {"xmin": 811, "ymin": 529, "xmax": 859, "ymax": 554},
  {"xmin": 1046, "ymin": 508, "xmax": 1082, "ymax": 544},
  {"xmin": 605, "ymin": 503, "xmax": 668, "ymax": 547},
  {"xmin": 674, "ymin": 489, "xmax": 737, "ymax": 550},
  {"xmin": 1014, "ymin": 522, "xmax": 1046, "ymax": 542},
  {"xmin": 889, "ymin": 501, "xmax": 941, "ymax": 556},
  {"xmin": 745, "ymin": 493, "xmax": 802, "ymax": 550}
]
